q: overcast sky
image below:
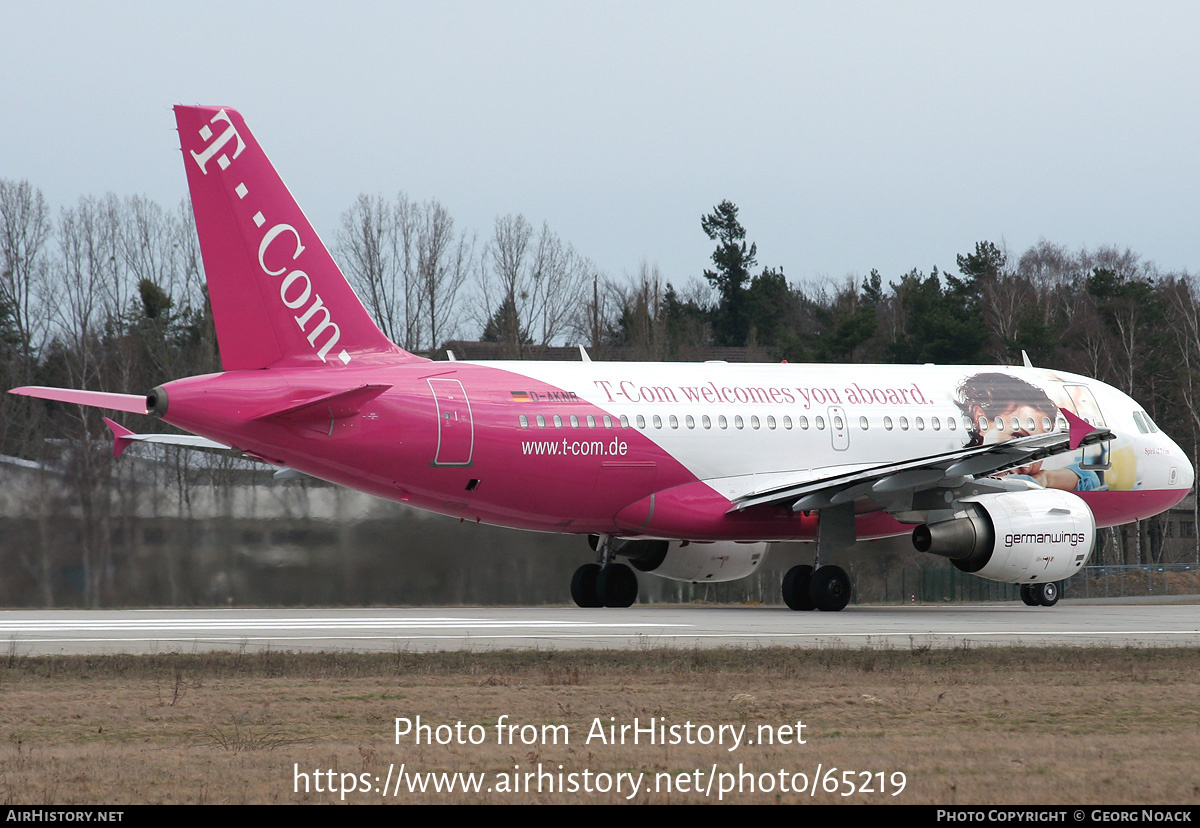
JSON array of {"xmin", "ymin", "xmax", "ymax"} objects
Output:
[{"xmin": 3, "ymin": 1, "xmax": 1197, "ymax": 301}]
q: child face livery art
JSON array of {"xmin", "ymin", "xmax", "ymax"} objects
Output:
[{"xmin": 954, "ymin": 371, "xmax": 1133, "ymax": 493}]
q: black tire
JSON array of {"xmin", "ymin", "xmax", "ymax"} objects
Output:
[
  {"xmin": 597, "ymin": 563, "xmax": 638, "ymax": 608},
  {"xmin": 782, "ymin": 565, "xmax": 815, "ymax": 611},
  {"xmin": 809, "ymin": 565, "xmax": 851, "ymax": 612},
  {"xmin": 1036, "ymin": 581, "xmax": 1060, "ymax": 607},
  {"xmin": 1020, "ymin": 584, "xmax": 1039, "ymax": 607},
  {"xmin": 570, "ymin": 563, "xmax": 602, "ymax": 608}
]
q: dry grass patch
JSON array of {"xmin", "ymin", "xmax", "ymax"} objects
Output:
[{"xmin": 0, "ymin": 647, "xmax": 1197, "ymax": 804}]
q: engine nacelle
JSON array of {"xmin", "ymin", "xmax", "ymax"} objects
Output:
[
  {"xmin": 913, "ymin": 489, "xmax": 1095, "ymax": 583},
  {"xmin": 618, "ymin": 539, "xmax": 769, "ymax": 583}
]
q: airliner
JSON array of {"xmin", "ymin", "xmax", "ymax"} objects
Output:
[{"xmin": 11, "ymin": 106, "xmax": 1194, "ymax": 611}]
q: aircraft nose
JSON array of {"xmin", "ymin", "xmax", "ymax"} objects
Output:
[{"xmin": 1178, "ymin": 449, "xmax": 1196, "ymax": 492}]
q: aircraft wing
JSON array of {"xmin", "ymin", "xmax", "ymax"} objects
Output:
[{"xmin": 727, "ymin": 416, "xmax": 1113, "ymax": 514}]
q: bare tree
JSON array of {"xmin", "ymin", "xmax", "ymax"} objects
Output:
[
  {"xmin": 479, "ymin": 214, "xmax": 592, "ymax": 354},
  {"xmin": 416, "ymin": 200, "xmax": 474, "ymax": 351},
  {"xmin": 0, "ymin": 179, "xmax": 52, "ymax": 379},
  {"xmin": 336, "ymin": 194, "xmax": 418, "ymax": 348},
  {"xmin": 53, "ymin": 194, "xmax": 134, "ymax": 607},
  {"xmin": 607, "ymin": 262, "xmax": 666, "ymax": 359}
]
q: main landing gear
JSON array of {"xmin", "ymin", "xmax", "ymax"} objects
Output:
[
  {"xmin": 782, "ymin": 564, "xmax": 852, "ymax": 612},
  {"xmin": 571, "ymin": 536, "xmax": 638, "ymax": 608},
  {"xmin": 1020, "ymin": 582, "xmax": 1060, "ymax": 607},
  {"xmin": 782, "ymin": 503, "xmax": 855, "ymax": 612}
]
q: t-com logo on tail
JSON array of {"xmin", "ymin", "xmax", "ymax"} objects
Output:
[
  {"xmin": 175, "ymin": 106, "xmax": 405, "ymax": 370},
  {"xmin": 190, "ymin": 109, "xmax": 246, "ymax": 173}
]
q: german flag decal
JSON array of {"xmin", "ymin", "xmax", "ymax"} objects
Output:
[{"xmin": 510, "ymin": 391, "xmax": 532, "ymax": 402}]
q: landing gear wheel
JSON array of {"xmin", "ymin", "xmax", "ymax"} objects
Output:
[
  {"xmin": 1034, "ymin": 581, "xmax": 1060, "ymax": 607},
  {"xmin": 809, "ymin": 565, "xmax": 851, "ymax": 612},
  {"xmin": 596, "ymin": 563, "xmax": 638, "ymax": 608},
  {"xmin": 570, "ymin": 563, "xmax": 602, "ymax": 608},
  {"xmin": 1020, "ymin": 584, "xmax": 1039, "ymax": 607},
  {"xmin": 782, "ymin": 565, "xmax": 815, "ymax": 611}
]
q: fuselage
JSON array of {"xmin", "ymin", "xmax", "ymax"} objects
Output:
[{"xmin": 154, "ymin": 358, "xmax": 1194, "ymax": 543}]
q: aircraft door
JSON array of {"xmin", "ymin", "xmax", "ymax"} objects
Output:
[
  {"xmin": 428, "ymin": 377, "xmax": 474, "ymax": 466},
  {"xmin": 828, "ymin": 406, "xmax": 849, "ymax": 451}
]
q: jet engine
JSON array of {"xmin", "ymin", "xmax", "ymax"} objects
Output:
[
  {"xmin": 616, "ymin": 539, "xmax": 769, "ymax": 583},
  {"xmin": 912, "ymin": 489, "xmax": 1095, "ymax": 583}
]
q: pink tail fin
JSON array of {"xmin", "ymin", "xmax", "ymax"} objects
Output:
[{"xmin": 174, "ymin": 105, "xmax": 411, "ymax": 370}]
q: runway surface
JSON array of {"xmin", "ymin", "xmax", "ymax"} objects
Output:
[{"xmin": 2, "ymin": 600, "xmax": 1198, "ymax": 654}]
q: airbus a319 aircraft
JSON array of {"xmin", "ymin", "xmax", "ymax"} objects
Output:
[{"xmin": 11, "ymin": 106, "xmax": 1194, "ymax": 611}]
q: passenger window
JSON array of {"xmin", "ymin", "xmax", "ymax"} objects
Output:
[
  {"xmin": 685, "ymin": 415, "xmax": 695, "ymax": 429},
  {"xmin": 519, "ymin": 414, "xmax": 529, "ymax": 428},
  {"xmin": 617, "ymin": 415, "xmax": 627, "ymax": 428},
  {"xmin": 815, "ymin": 416, "xmax": 825, "ymax": 430},
  {"xmin": 702, "ymin": 415, "xmax": 712, "ymax": 429},
  {"xmin": 636, "ymin": 415, "xmax": 646, "ymax": 429},
  {"xmin": 734, "ymin": 415, "xmax": 744, "ymax": 429},
  {"xmin": 947, "ymin": 416, "xmax": 956, "ymax": 431},
  {"xmin": 653, "ymin": 415, "xmax": 663, "ymax": 429},
  {"xmin": 979, "ymin": 416, "xmax": 989, "ymax": 432},
  {"xmin": 783, "ymin": 416, "xmax": 792, "ymax": 430},
  {"xmin": 931, "ymin": 416, "xmax": 940, "ymax": 431},
  {"xmin": 994, "ymin": 416, "xmax": 1004, "ymax": 432},
  {"xmin": 587, "ymin": 415, "xmax": 596, "ymax": 428},
  {"xmin": 750, "ymin": 416, "xmax": 760, "ymax": 429},
  {"xmin": 884, "ymin": 416, "xmax": 894, "ymax": 431},
  {"xmin": 899, "ymin": 416, "xmax": 909, "ymax": 431},
  {"xmin": 719, "ymin": 415, "xmax": 728, "ymax": 429},
  {"xmin": 669, "ymin": 415, "xmax": 679, "ymax": 429},
  {"xmin": 767, "ymin": 415, "xmax": 776, "ymax": 430},
  {"xmin": 1040, "ymin": 416, "xmax": 1051, "ymax": 432},
  {"xmin": 570, "ymin": 415, "xmax": 579, "ymax": 428},
  {"xmin": 604, "ymin": 415, "xmax": 613, "ymax": 428},
  {"xmin": 1010, "ymin": 416, "xmax": 1020, "ymax": 433},
  {"xmin": 915, "ymin": 417, "xmax": 924, "ymax": 431},
  {"xmin": 553, "ymin": 415, "xmax": 563, "ymax": 428},
  {"xmin": 833, "ymin": 415, "xmax": 844, "ymax": 429},
  {"xmin": 536, "ymin": 414, "xmax": 546, "ymax": 428},
  {"xmin": 859, "ymin": 416, "xmax": 868, "ymax": 430},
  {"xmin": 963, "ymin": 416, "xmax": 973, "ymax": 431},
  {"xmin": 799, "ymin": 416, "xmax": 809, "ymax": 430}
]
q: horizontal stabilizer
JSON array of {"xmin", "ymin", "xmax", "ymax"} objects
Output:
[
  {"xmin": 10, "ymin": 386, "xmax": 148, "ymax": 414},
  {"xmin": 102, "ymin": 417, "xmax": 232, "ymax": 458},
  {"xmin": 254, "ymin": 384, "xmax": 391, "ymax": 423}
]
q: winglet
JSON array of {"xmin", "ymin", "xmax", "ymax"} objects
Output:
[
  {"xmin": 1061, "ymin": 408, "xmax": 1096, "ymax": 451},
  {"xmin": 102, "ymin": 417, "xmax": 137, "ymax": 459},
  {"xmin": 1021, "ymin": 350, "xmax": 1033, "ymax": 368}
]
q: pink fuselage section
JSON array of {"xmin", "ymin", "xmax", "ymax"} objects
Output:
[{"xmin": 157, "ymin": 359, "xmax": 1185, "ymax": 543}]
